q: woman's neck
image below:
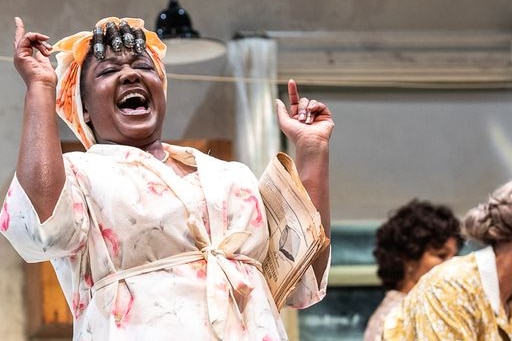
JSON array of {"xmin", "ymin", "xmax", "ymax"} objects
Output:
[
  {"xmin": 494, "ymin": 242, "xmax": 512, "ymax": 308},
  {"xmin": 142, "ymin": 140, "xmax": 166, "ymax": 161},
  {"xmin": 396, "ymin": 277, "xmax": 415, "ymax": 294}
]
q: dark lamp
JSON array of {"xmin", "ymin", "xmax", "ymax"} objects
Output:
[{"xmin": 155, "ymin": 0, "xmax": 226, "ymax": 65}]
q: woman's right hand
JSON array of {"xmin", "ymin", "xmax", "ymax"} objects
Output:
[
  {"xmin": 13, "ymin": 17, "xmax": 56, "ymax": 87},
  {"xmin": 13, "ymin": 17, "xmax": 65, "ymax": 223}
]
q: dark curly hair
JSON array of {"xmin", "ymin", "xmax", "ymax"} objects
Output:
[{"xmin": 374, "ymin": 199, "xmax": 464, "ymax": 291}]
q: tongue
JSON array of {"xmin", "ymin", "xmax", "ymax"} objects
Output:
[{"xmin": 120, "ymin": 107, "xmax": 147, "ymax": 115}]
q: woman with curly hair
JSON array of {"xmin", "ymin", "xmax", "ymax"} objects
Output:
[{"xmin": 363, "ymin": 199, "xmax": 463, "ymax": 341}]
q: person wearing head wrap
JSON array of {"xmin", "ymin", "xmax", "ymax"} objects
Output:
[
  {"xmin": 52, "ymin": 17, "xmax": 167, "ymax": 150},
  {"xmin": 382, "ymin": 182, "xmax": 512, "ymax": 340},
  {"xmin": 2, "ymin": 16, "xmax": 334, "ymax": 341}
]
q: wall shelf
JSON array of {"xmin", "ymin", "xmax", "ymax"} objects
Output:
[{"xmin": 267, "ymin": 30, "xmax": 512, "ymax": 88}]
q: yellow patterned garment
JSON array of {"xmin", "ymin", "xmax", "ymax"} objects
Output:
[{"xmin": 382, "ymin": 246, "xmax": 512, "ymax": 341}]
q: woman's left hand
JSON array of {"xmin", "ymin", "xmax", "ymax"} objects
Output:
[
  {"xmin": 276, "ymin": 79, "xmax": 334, "ymax": 149},
  {"xmin": 276, "ymin": 80, "xmax": 334, "ymax": 284}
]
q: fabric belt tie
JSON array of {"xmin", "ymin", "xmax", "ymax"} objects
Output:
[
  {"xmin": 91, "ymin": 230, "xmax": 260, "ymax": 341},
  {"xmin": 200, "ymin": 233, "xmax": 261, "ymax": 340}
]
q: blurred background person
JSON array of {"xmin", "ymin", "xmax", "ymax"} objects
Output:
[
  {"xmin": 363, "ymin": 199, "xmax": 464, "ymax": 341},
  {"xmin": 383, "ymin": 181, "xmax": 512, "ymax": 340}
]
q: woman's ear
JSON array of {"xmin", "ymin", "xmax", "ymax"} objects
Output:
[
  {"xmin": 403, "ymin": 260, "xmax": 417, "ymax": 280},
  {"xmin": 83, "ymin": 104, "xmax": 91, "ymax": 123},
  {"xmin": 82, "ymin": 104, "xmax": 96, "ymax": 133}
]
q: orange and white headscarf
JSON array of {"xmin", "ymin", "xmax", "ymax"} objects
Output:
[{"xmin": 53, "ymin": 17, "xmax": 167, "ymax": 150}]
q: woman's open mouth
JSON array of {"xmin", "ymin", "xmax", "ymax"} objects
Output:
[{"xmin": 117, "ymin": 92, "xmax": 149, "ymax": 116}]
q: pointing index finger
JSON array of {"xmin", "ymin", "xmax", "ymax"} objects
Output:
[
  {"xmin": 288, "ymin": 79, "xmax": 300, "ymax": 106},
  {"xmin": 14, "ymin": 17, "xmax": 25, "ymax": 46}
]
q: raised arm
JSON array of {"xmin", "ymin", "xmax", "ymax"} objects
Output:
[
  {"xmin": 13, "ymin": 17, "xmax": 65, "ymax": 221},
  {"xmin": 276, "ymin": 79, "xmax": 335, "ymax": 284}
]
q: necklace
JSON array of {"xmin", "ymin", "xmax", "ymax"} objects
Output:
[{"xmin": 161, "ymin": 150, "xmax": 170, "ymax": 163}]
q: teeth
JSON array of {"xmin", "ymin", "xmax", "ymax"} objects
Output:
[{"xmin": 119, "ymin": 93, "xmax": 146, "ymax": 104}]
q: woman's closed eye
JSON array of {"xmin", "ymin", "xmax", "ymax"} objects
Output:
[
  {"xmin": 437, "ymin": 253, "xmax": 450, "ymax": 261},
  {"xmin": 98, "ymin": 67, "xmax": 118, "ymax": 76},
  {"xmin": 133, "ymin": 62, "xmax": 155, "ymax": 71},
  {"xmin": 434, "ymin": 249, "xmax": 456, "ymax": 261}
]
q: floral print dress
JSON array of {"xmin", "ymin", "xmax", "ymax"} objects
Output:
[
  {"xmin": 382, "ymin": 246, "xmax": 512, "ymax": 341},
  {"xmin": 0, "ymin": 143, "xmax": 328, "ymax": 341}
]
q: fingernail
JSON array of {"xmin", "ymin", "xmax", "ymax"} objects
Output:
[
  {"xmin": 298, "ymin": 109, "xmax": 306, "ymax": 121},
  {"xmin": 306, "ymin": 112, "xmax": 312, "ymax": 124}
]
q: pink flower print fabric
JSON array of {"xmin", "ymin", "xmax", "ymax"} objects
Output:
[
  {"xmin": 0, "ymin": 143, "xmax": 329, "ymax": 341},
  {"xmin": 0, "ymin": 188, "xmax": 12, "ymax": 231},
  {"xmin": 0, "ymin": 202, "xmax": 10, "ymax": 231}
]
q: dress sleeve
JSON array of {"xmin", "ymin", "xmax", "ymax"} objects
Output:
[
  {"xmin": 0, "ymin": 166, "xmax": 89, "ymax": 262},
  {"xmin": 284, "ymin": 246, "xmax": 330, "ymax": 309}
]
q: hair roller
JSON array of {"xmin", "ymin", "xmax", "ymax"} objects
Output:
[
  {"xmin": 133, "ymin": 28, "xmax": 146, "ymax": 54},
  {"xmin": 92, "ymin": 26, "xmax": 105, "ymax": 60},
  {"xmin": 105, "ymin": 22, "xmax": 123, "ymax": 52},
  {"xmin": 119, "ymin": 21, "xmax": 135, "ymax": 49}
]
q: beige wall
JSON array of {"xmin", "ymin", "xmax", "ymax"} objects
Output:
[
  {"xmin": 0, "ymin": 237, "xmax": 24, "ymax": 341},
  {"xmin": 3, "ymin": 1, "xmax": 512, "ymax": 340}
]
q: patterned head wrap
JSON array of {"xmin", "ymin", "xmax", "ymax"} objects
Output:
[{"xmin": 53, "ymin": 17, "xmax": 167, "ymax": 149}]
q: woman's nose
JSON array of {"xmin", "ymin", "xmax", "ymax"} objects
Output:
[{"xmin": 119, "ymin": 67, "xmax": 141, "ymax": 84}]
